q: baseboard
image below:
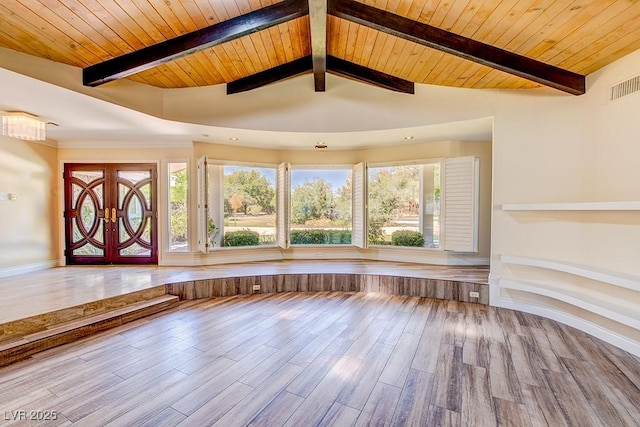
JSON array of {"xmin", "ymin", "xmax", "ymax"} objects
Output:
[
  {"xmin": 495, "ymin": 297, "xmax": 640, "ymax": 358},
  {"xmin": 488, "ymin": 273, "xmax": 500, "ymax": 306},
  {"xmin": 0, "ymin": 260, "xmax": 58, "ymax": 279}
]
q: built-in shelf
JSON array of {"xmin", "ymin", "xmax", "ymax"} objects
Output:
[
  {"xmin": 501, "ymin": 255, "xmax": 640, "ymax": 292},
  {"xmin": 502, "ymin": 201, "xmax": 640, "ymax": 211},
  {"xmin": 500, "ymin": 278, "xmax": 640, "ymax": 330}
]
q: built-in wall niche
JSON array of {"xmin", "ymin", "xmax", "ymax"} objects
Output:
[
  {"xmin": 499, "ymin": 254, "xmax": 640, "ymax": 355},
  {"xmin": 498, "ymin": 199, "xmax": 640, "ymax": 356}
]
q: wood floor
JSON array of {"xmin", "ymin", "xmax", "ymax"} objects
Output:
[
  {"xmin": 1, "ymin": 292, "xmax": 638, "ymax": 427},
  {"xmin": 0, "ymin": 261, "xmax": 489, "ymax": 324}
]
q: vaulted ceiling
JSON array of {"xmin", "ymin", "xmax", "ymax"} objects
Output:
[{"xmin": 1, "ymin": 0, "xmax": 639, "ymax": 96}]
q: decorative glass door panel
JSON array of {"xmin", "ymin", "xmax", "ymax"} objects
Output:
[
  {"xmin": 115, "ymin": 168, "xmax": 154, "ymax": 261},
  {"xmin": 64, "ymin": 164, "xmax": 158, "ymax": 265}
]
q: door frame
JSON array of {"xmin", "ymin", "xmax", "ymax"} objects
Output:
[{"xmin": 59, "ymin": 160, "xmax": 161, "ymax": 266}]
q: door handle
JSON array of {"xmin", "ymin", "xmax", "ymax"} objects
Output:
[
  {"xmin": 111, "ymin": 208, "xmax": 117, "ymax": 223},
  {"xmin": 103, "ymin": 208, "xmax": 110, "ymax": 222}
]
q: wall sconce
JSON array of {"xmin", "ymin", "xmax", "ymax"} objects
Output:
[{"xmin": 1, "ymin": 112, "xmax": 47, "ymax": 141}]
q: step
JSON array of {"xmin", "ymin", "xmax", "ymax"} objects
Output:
[{"xmin": 0, "ymin": 295, "xmax": 179, "ymax": 367}]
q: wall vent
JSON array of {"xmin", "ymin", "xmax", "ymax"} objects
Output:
[{"xmin": 610, "ymin": 75, "xmax": 640, "ymax": 101}]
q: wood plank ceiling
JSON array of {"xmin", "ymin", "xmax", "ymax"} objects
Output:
[{"xmin": 0, "ymin": 0, "xmax": 639, "ymax": 94}]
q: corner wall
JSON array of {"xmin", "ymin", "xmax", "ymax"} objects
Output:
[{"xmin": 0, "ymin": 137, "xmax": 58, "ymax": 277}]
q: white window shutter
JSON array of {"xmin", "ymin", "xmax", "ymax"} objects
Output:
[
  {"xmin": 196, "ymin": 156, "xmax": 209, "ymax": 254},
  {"xmin": 276, "ymin": 162, "xmax": 290, "ymax": 249},
  {"xmin": 442, "ymin": 156, "xmax": 479, "ymax": 252},
  {"xmin": 352, "ymin": 162, "xmax": 367, "ymax": 248},
  {"xmin": 208, "ymin": 165, "xmax": 224, "ymax": 248}
]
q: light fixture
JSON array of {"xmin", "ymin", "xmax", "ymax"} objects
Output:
[
  {"xmin": 403, "ymin": 136, "xmax": 414, "ymax": 140},
  {"xmin": 314, "ymin": 142, "xmax": 327, "ymax": 149},
  {"xmin": 1, "ymin": 112, "xmax": 47, "ymax": 141},
  {"xmin": 229, "ymin": 136, "xmax": 239, "ymax": 141}
]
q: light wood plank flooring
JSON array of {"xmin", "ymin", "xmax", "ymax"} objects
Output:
[
  {"xmin": 0, "ymin": 261, "xmax": 488, "ymax": 324},
  {"xmin": 1, "ymin": 292, "xmax": 638, "ymax": 426}
]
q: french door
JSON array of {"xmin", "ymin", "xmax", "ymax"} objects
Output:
[{"xmin": 64, "ymin": 163, "xmax": 158, "ymax": 264}]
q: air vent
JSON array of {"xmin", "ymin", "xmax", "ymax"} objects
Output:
[{"xmin": 610, "ymin": 75, "xmax": 640, "ymax": 101}]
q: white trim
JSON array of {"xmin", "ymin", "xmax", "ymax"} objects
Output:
[
  {"xmin": 501, "ymin": 255, "xmax": 640, "ymax": 292},
  {"xmin": 201, "ymin": 247, "xmax": 284, "ymax": 265},
  {"xmin": 352, "ymin": 162, "xmax": 367, "ymax": 249},
  {"xmin": 289, "ymin": 164, "xmax": 354, "ymax": 170},
  {"xmin": 502, "ymin": 201, "xmax": 640, "ymax": 211},
  {"xmin": 208, "ymin": 159, "xmax": 279, "ymax": 169},
  {"xmin": 368, "ymin": 158, "xmax": 442, "ymax": 168},
  {"xmin": 159, "ymin": 252, "xmax": 197, "ymax": 266},
  {"xmin": 0, "ymin": 260, "xmax": 58, "ymax": 279},
  {"xmin": 494, "ymin": 296, "xmax": 640, "ymax": 358},
  {"xmin": 500, "ymin": 278, "xmax": 640, "ymax": 330},
  {"xmin": 367, "ymin": 246, "xmax": 488, "ymax": 266},
  {"xmin": 159, "ymin": 247, "xmax": 488, "ymax": 266},
  {"xmin": 57, "ymin": 140, "xmax": 193, "ymax": 149},
  {"xmin": 165, "ymin": 159, "xmax": 190, "ymax": 254},
  {"xmin": 488, "ymin": 273, "xmax": 501, "ymax": 306}
]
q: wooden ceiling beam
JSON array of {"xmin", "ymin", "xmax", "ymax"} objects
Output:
[
  {"xmin": 227, "ymin": 56, "xmax": 313, "ymax": 94},
  {"xmin": 308, "ymin": 0, "xmax": 328, "ymax": 91},
  {"xmin": 227, "ymin": 55, "xmax": 412, "ymax": 94},
  {"xmin": 83, "ymin": 0, "xmax": 309, "ymax": 87},
  {"xmin": 328, "ymin": 0, "xmax": 586, "ymax": 95},
  {"xmin": 327, "ymin": 55, "xmax": 414, "ymax": 93}
]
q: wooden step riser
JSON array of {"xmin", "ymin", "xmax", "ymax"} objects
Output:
[
  {"xmin": 0, "ymin": 286, "xmax": 166, "ymax": 343},
  {"xmin": 0, "ymin": 299, "xmax": 178, "ymax": 367},
  {"xmin": 165, "ymin": 274, "xmax": 489, "ymax": 304}
]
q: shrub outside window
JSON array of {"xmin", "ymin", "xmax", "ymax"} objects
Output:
[{"xmin": 290, "ymin": 168, "xmax": 352, "ymax": 245}]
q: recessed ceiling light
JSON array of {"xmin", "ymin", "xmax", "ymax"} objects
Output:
[
  {"xmin": 314, "ymin": 142, "xmax": 327, "ymax": 149},
  {"xmin": 229, "ymin": 136, "xmax": 239, "ymax": 141},
  {"xmin": 201, "ymin": 134, "xmax": 210, "ymax": 137},
  {"xmin": 404, "ymin": 136, "xmax": 414, "ymax": 140}
]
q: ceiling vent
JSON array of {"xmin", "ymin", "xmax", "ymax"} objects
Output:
[{"xmin": 610, "ymin": 75, "xmax": 640, "ymax": 101}]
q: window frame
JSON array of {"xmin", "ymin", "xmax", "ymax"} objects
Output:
[
  {"xmin": 366, "ymin": 158, "xmax": 443, "ymax": 251},
  {"xmin": 166, "ymin": 159, "xmax": 190, "ymax": 253},
  {"xmin": 288, "ymin": 164, "xmax": 355, "ymax": 247},
  {"xmin": 207, "ymin": 159, "xmax": 279, "ymax": 250}
]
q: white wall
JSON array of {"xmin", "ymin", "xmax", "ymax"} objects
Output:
[{"xmin": 0, "ymin": 137, "xmax": 58, "ymax": 277}]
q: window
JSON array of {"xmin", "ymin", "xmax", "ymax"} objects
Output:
[
  {"xmin": 168, "ymin": 162, "xmax": 188, "ymax": 252},
  {"xmin": 367, "ymin": 161, "xmax": 441, "ymax": 248},
  {"xmin": 206, "ymin": 163, "xmax": 277, "ymax": 248},
  {"xmin": 196, "ymin": 157, "xmax": 477, "ymax": 253},
  {"xmin": 290, "ymin": 168, "xmax": 352, "ymax": 245}
]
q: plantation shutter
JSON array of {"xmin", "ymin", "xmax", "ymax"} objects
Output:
[
  {"xmin": 276, "ymin": 162, "xmax": 290, "ymax": 249},
  {"xmin": 352, "ymin": 162, "xmax": 367, "ymax": 248},
  {"xmin": 196, "ymin": 156, "xmax": 209, "ymax": 254},
  {"xmin": 442, "ymin": 156, "xmax": 479, "ymax": 252},
  {"xmin": 208, "ymin": 164, "xmax": 224, "ymax": 248}
]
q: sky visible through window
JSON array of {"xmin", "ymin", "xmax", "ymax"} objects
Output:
[{"xmin": 291, "ymin": 169, "xmax": 350, "ymax": 188}]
